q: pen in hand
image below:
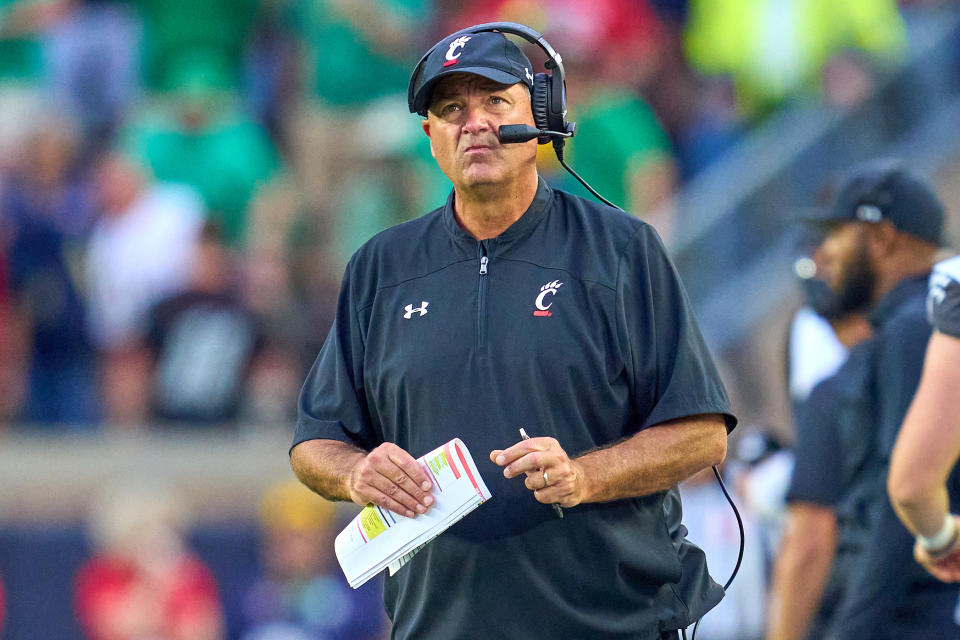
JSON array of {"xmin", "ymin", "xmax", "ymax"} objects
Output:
[{"xmin": 520, "ymin": 428, "xmax": 564, "ymax": 519}]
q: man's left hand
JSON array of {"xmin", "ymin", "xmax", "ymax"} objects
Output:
[{"xmin": 490, "ymin": 437, "xmax": 589, "ymax": 508}]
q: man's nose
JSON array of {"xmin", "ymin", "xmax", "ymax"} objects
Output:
[
  {"xmin": 811, "ymin": 242, "xmax": 831, "ymax": 270},
  {"xmin": 462, "ymin": 103, "xmax": 492, "ymax": 135}
]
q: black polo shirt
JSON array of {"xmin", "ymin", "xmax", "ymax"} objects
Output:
[
  {"xmin": 785, "ymin": 339, "xmax": 876, "ymax": 636},
  {"xmin": 294, "ymin": 179, "xmax": 736, "ymax": 639},
  {"xmin": 787, "ymin": 340, "xmax": 876, "ymax": 539}
]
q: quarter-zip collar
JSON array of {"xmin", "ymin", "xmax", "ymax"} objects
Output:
[{"xmin": 442, "ymin": 177, "xmax": 553, "ymax": 254}]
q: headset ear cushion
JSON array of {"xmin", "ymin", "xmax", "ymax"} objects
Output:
[{"xmin": 531, "ymin": 73, "xmax": 551, "ymax": 144}]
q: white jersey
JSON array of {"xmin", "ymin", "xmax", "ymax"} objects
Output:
[{"xmin": 928, "ymin": 254, "xmax": 960, "ymax": 338}]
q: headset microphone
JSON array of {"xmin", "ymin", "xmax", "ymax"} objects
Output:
[{"xmin": 497, "ymin": 124, "xmax": 573, "ymax": 144}]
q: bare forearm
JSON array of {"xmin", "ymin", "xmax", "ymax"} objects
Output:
[
  {"xmin": 290, "ymin": 439, "xmax": 367, "ymax": 502},
  {"xmin": 766, "ymin": 505, "xmax": 837, "ymax": 640},
  {"xmin": 891, "ymin": 483, "xmax": 952, "ymax": 539},
  {"xmin": 574, "ymin": 414, "xmax": 727, "ymax": 503},
  {"xmin": 889, "ymin": 332, "xmax": 960, "ymax": 537}
]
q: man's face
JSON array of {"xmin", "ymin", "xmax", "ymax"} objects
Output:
[
  {"xmin": 813, "ymin": 222, "xmax": 877, "ymax": 314},
  {"xmin": 422, "ymin": 73, "xmax": 538, "ymax": 191}
]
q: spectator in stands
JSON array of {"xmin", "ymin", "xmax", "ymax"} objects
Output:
[
  {"xmin": 243, "ymin": 0, "xmax": 301, "ymax": 148},
  {"xmin": 683, "ymin": 0, "xmax": 907, "ymax": 119},
  {"xmin": 561, "ymin": 53, "xmax": 679, "ymax": 238},
  {"xmin": 239, "ymin": 178, "xmax": 331, "ymax": 423},
  {"xmin": 329, "ymin": 97, "xmax": 448, "ymax": 268},
  {"xmin": 134, "ymin": 0, "xmax": 258, "ymax": 94},
  {"xmin": 282, "ymin": 0, "xmax": 432, "ymax": 214},
  {"xmin": 0, "ymin": 238, "xmax": 22, "ymax": 424},
  {"xmin": 75, "ymin": 482, "xmax": 225, "ymax": 640},
  {"xmin": 0, "ymin": 0, "xmax": 63, "ymax": 171},
  {"xmin": 636, "ymin": 2, "xmax": 741, "ymax": 181},
  {"xmin": 85, "ymin": 151, "xmax": 205, "ymax": 425},
  {"xmin": 44, "ymin": 0, "xmax": 140, "ymax": 151},
  {"xmin": 121, "ymin": 65, "xmax": 280, "ymax": 248},
  {"xmin": 0, "ymin": 113, "xmax": 100, "ymax": 426},
  {"xmin": 146, "ymin": 222, "xmax": 264, "ymax": 425},
  {"xmin": 239, "ymin": 479, "xmax": 387, "ymax": 640}
]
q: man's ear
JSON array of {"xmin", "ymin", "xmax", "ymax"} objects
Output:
[{"xmin": 421, "ymin": 118, "xmax": 436, "ymax": 159}]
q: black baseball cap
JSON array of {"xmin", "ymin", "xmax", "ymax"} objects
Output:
[
  {"xmin": 800, "ymin": 158, "xmax": 944, "ymax": 245},
  {"xmin": 408, "ymin": 31, "xmax": 535, "ymax": 117}
]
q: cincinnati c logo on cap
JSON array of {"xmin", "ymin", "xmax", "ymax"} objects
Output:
[{"xmin": 444, "ymin": 36, "xmax": 471, "ymax": 67}]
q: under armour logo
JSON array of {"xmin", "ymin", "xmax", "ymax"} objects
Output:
[
  {"xmin": 534, "ymin": 280, "xmax": 563, "ymax": 317},
  {"xmin": 524, "ymin": 67, "xmax": 534, "ymax": 83},
  {"xmin": 403, "ymin": 301, "xmax": 429, "ymax": 319}
]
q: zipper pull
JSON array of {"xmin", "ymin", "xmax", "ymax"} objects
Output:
[{"xmin": 480, "ymin": 256, "xmax": 488, "ymax": 275}]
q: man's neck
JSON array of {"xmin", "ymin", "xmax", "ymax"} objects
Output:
[
  {"xmin": 831, "ymin": 314, "xmax": 873, "ymax": 349},
  {"xmin": 872, "ymin": 245, "xmax": 937, "ymax": 305},
  {"xmin": 452, "ymin": 173, "xmax": 540, "ymax": 240}
]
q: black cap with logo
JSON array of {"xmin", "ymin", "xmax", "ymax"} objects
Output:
[
  {"xmin": 408, "ymin": 31, "xmax": 535, "ymax": 117},
  {"xmin": 800, "ymin": 158, "xmax": 944, "ymax": 245}
]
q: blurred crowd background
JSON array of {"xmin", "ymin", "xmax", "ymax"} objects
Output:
[{"xmin": 0, "ymin": 0, "xmax": 958, "ymax": 638}]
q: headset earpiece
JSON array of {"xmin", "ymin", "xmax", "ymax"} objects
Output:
[
  {"xmin": 531, "ymin": 73, "xmax": 552, "ymax": 144},
  {"xmin": 408, "ymin": 21, "xmax": 572, "ymax": 142}
]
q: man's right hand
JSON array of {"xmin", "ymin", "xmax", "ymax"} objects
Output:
[{"xmin": 348, "ymin": 442, "xmax": 435, "ymax": 518}]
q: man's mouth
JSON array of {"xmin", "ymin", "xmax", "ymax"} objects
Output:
[{"xmin": 464, "ymin": 142, "xmax": 496, "ymax": 154}]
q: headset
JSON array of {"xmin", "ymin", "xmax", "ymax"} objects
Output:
[
  {"xmin": 408, "ymin": 22, "xmax": 625, "ymax": 209},
  {"xmin": 408, "ymin": 21, "xmax": 574, "ymax": 145}
]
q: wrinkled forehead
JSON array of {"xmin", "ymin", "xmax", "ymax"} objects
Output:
[{"xmin": 430, "ymin": 73, "xmax": 519, "ymax": 101}]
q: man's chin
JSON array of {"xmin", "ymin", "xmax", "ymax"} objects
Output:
[{"xmin": 458, "ymin": 170, "xmax": 503, "ymax": 190}]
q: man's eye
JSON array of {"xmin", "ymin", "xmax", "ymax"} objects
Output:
[
  {"xmin": 440, "ymin": 103, "xmax": 461, "ymax": 115},
  {"xmin": 490, "ymin": 96, "xmax": 504, "ymax": 104}
]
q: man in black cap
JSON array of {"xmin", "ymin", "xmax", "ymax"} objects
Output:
[
  {"xmin": 766, "ymin": 274, "xmax": 874, "ymax": 640},
  {"xmin": 799, "ymin": 158, "xmax": 956, "ymax": 638},
  {"xmin": 289, "ymin": 26, "xmax": 736, "ymax": 640}
]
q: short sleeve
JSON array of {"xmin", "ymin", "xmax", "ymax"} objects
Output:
[
  {"xmin": 928, "ymin": 255, "xmax": 960, "ymax": 338},
  {"xmin": 293, "ymin": 260, "xmax": 379, "ymax": 453},
  {"xmin": 786, "ymin": 377, "xmax": 844, "ymax": 506},
  {"xmin": 875, "ymin": 309, "xmax": 931, "ymax": 457},
  {"xmin": 617, "ymin": 224, "xmax": 736, "ymax": 432}
]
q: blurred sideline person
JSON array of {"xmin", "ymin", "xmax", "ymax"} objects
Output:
[
  {"xmin": 85, "ymin": 151, "xmax": 205, "ymax": 425},
  {"xmin": 766, "ymin": 276, "xmax": 873, "ymax": 640},
  {"xmin": 888, "ymin": 254, "xmax": 960, "ymax": 581},
  {"xmin": 798, "ymin": 159, "xmax": 951, "ymax": 639},
  {"xmin": 0, "ymin": 114, "xmax": 100, "ymax": 426},
  {"xmin": 146, "ymin": 221, "xmax": 264, "ymax": 425},
  {"xmin": 289, "ymin": 25, "xmax": 735, "ymax": 640},
  {"xmin": 74, "ymin": 483, "xmax": 224, "ymax": 640},
  {"xmin": 239, "ymin": 480, "xmax": 387, "ymax": 640}
]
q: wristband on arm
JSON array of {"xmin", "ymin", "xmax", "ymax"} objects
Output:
[{"xmin": 917, "ymin": 514, "xmax": 960, "ymax": 558}]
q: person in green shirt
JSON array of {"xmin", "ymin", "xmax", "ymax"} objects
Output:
[{"xmin": 122, "ymin": 65, "xmax": 280, "ymax": 247}]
